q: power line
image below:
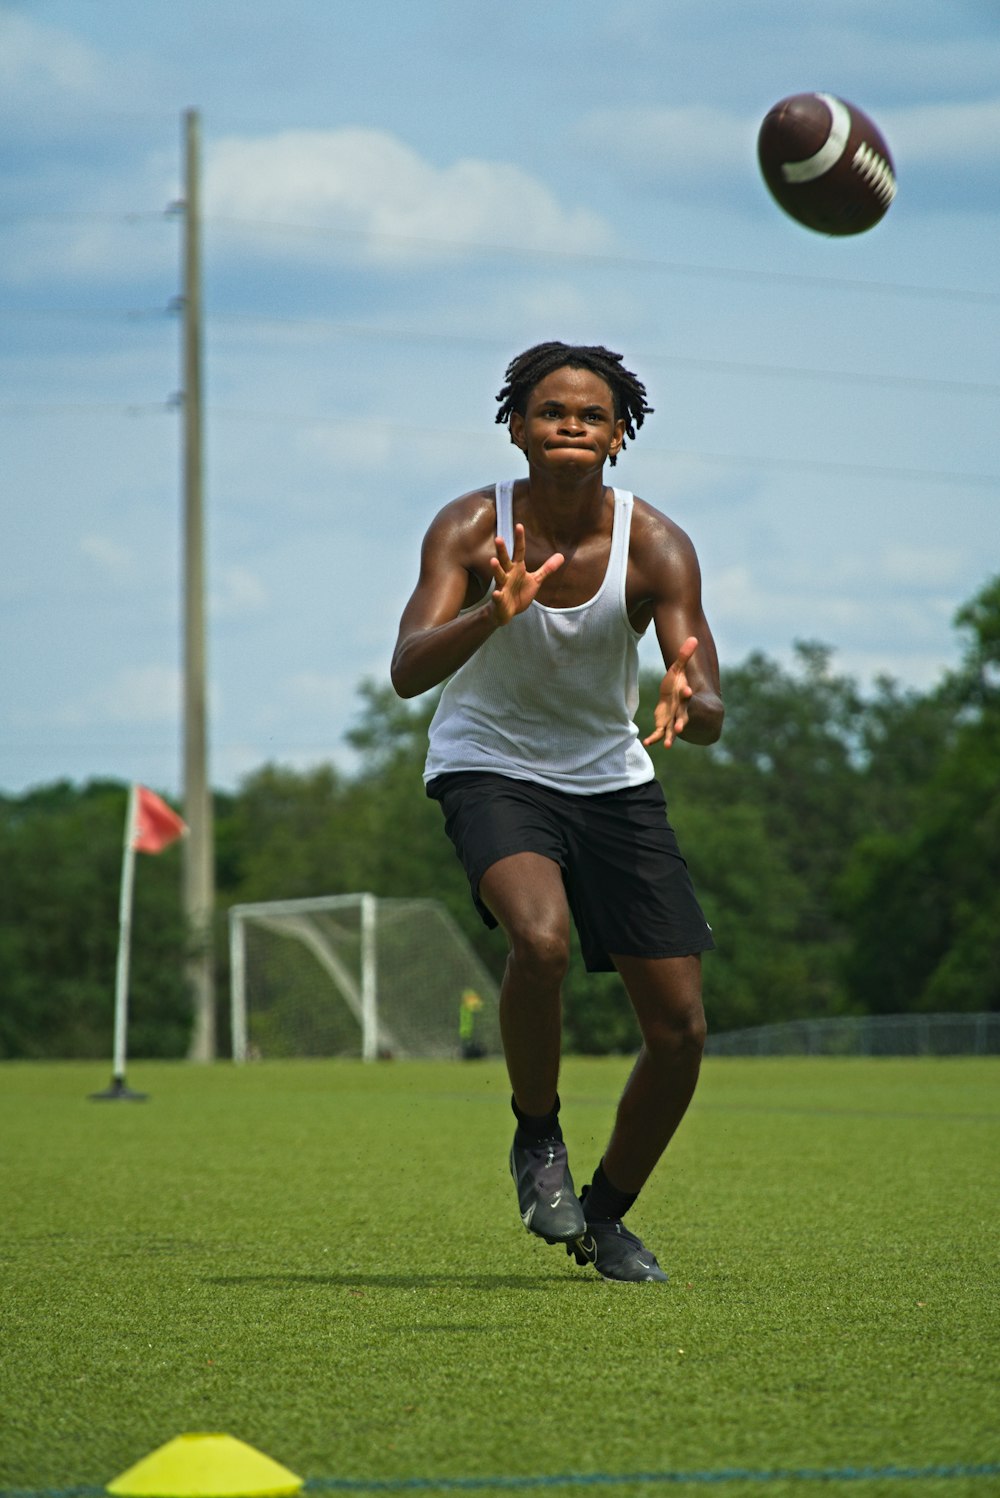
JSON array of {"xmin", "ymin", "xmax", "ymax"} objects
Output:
[
  {"xmin": 1, "ymin": 308, "xmax": 997, "ymax": 401},
  {"xmin": 0, "ymin": 401, "xmax": 173, "ymax": 417},
  {"xmin": 201, "ymin": 215, "xmax": 1000, "ymax": 305},
  {"xmin": 0, "ymin": 210, "xmax": 171, "ymax": 224},
  {"xmin": 2, "ymin": 207, "xmax": 998, "ymax": 305},
  {"xmin": 205, "ymin": 316, "xmax": 1000, "ymax": 400},
  {"xmin": 0, "ymin": 399, "xmax": 995, "ymax": 488},
  {"xmin": 0, "ymin": 307, "xmax": 172, "ymax": 323}
]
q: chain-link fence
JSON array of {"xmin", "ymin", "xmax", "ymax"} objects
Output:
[{"xmin": 706, "ymin": 1012, "xmax": 999, "ymax": 1057}]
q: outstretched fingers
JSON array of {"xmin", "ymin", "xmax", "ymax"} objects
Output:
[
  {"xmin": 491, "ymin": 527, "xmax": 564, "ymax": 622},
  {"xmin": 643, "ymin": 637, "xmax": 699, "ymax": 749}
]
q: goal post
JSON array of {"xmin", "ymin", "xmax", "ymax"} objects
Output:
[{"xmin": 228, "ymin": 893, "xmax": 501, "ymax": 1062}]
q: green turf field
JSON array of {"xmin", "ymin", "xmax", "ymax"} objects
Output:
[{"xmin": 1, "ymin": 1057, "xmax": 997, "ymax": 1498}]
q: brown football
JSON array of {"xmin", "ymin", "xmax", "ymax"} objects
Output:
[{"xmin": 758, "ymin": 92, "xmax": 897, "ymax": 236}]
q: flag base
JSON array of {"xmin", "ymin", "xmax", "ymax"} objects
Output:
[{"xmin": 90, "ymin": 1075, "xmax": 149, "ymax": 1102}]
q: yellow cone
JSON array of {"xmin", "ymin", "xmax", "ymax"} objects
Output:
[{"xmin": 107, "ymin": 1434, "xmax": 303, "ymax": 1498}]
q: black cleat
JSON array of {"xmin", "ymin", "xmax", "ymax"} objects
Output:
[
  {"xmin": 509, "ymin": 1133, "xmax": 586, "ymax": 1244},
  {"xmin": 568, "ymin": 1188, "xmax": 668, "ymax": 1282}
]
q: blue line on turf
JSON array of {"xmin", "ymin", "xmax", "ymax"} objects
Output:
[
  {"xmin": 0, "ymin": 1490, "xmax": 107, "ymax": 1498},
  {"xmin": 304, "ymin": 1464, "xmax": 1000, "ymax": 1489},
  {"xmin": 3, "ymin": 1466, "xmax": 999, "ymax": 1497}
]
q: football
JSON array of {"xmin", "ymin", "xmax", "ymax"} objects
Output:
[{"xmin": 757, "ymin": 92, "xmax": 896, "ymax": 236}]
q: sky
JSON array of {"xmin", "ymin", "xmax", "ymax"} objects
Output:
[{"xmin": 2, "ymin": 0, "xmax": 998, "ymax": 798}]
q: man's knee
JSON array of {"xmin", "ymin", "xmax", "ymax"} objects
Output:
[
  {"xmin": 481, "ymin": 854, "xmax": 570, "ymax": 989},
  {"xmin": 616, "ymin": 954, "xmax": 707, "ymax": 1061},
  {"xmin": 507, "ymin": 922, "xmax": 570, "ymax": 986},
  {"xmin": 643, "ymin": 1000, "xmax": 707, "ymax": 1060}
]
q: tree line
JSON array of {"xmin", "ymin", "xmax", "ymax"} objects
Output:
[{"xmin": 2, "ymin": 574, "xmax": 997, "ymax": 1060}]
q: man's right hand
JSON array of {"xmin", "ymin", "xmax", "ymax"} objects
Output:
[{"xmin": 490, "ymin": 523, "xmax": 565, "ymax": 626}]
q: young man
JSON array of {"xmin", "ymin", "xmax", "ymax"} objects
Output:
[{"xmin": 391, "ymin": 341, "xmax": 723, "ymax": 1283}]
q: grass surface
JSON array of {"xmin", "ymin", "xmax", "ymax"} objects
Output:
[{"xmin": 1, "ymin": 1057, "xmax": 997, "ymax": 1497}]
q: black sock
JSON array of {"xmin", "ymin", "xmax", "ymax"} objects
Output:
[
  {"xmin": 512, "ymin": 1092, "xmax": 562, "ymax": 1143},
  {"xmin": 583, "ymin": 1159, "xmax": 638, "ymax": 1221}
]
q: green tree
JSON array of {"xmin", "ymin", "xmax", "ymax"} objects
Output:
[
  {"xmin": 639, "ymin": 647, "xmax": 866, "ymax": 1025},
  {"xmin": 838, "ymin": 575, "xmax": 1000, "ymax": 1013},
  {"xmin": 217, "ymin": 683, "xmax": 507, "ymax": 983},
  {"xmin": 701, "ymin": 643, "xmax": 868, "ymax": 936},
  {"xmin": 8, "ymin": 578, "xmax": 997, "ymax": 1059},
  {"xmin": 0, "ymin": 782, "xmax": 189, "ymax": 1059},
  {"xmin": 222, "ymin": 762, "xmax": 354, "ymax": 902}
]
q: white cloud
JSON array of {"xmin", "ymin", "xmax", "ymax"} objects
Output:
[
  {"xmin": 574, "ymin": 104, "xmax": 755, "ymax": 190},
  {"xmin": 0, "ymin": 175, "xmax": 177, "ymax": 287},
  {"xmin": 297, "ymin": 417, "xmax": 488, "ymax": 493},
  {"xmin": 628, "ymin": 449, "xmax": 741, "ymax": 508},
  {"xmin": 98, "ymin": 664, "xmax": 182, "ymax": 725},
  {"xmin": 575, "ymin": 94, "xmax": 1000, "ymax": 205},
  {"xmin": 0, "ymin": 11, "xmax": 102, "ymax": 102},
  {"xmin": 204, "ymin": 127, "xmax": 616, "ymax": 265},
  {"xmin": 883, "ymin": 543, "xmax": 966, "ymax": 587},
  {"xmin": 13, "ymin": 664, "xmax": 182, "ymax": 731},
  {"xmin": 211, "ymin": 565, "xmax": 269, "ymax": 619},
  {"xmin": 881, "ymin": 98, "xmax": 1000, "ymax": 167},
  {"xmin": 80, "ymin": 534, "xmax": 135, "ymax": 579},
  {"xmin": 285, "ymin": 670, "xmax": 353, "ymax": 708}
]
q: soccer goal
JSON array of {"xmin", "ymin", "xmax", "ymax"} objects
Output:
[{"xmin": 229, "ymin": 893, "xmax": 501, "ymax": 1062}]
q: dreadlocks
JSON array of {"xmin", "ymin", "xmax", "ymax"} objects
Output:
[{"xmin": 495, "ymin": 341, "xmax": 653, "ymax": 467}]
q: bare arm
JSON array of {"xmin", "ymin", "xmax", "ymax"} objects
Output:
[
  {"xmin": 391, "ymin": 497, "xmax": 564, "ymax": 700},
  {"xmin": 629, "ymin": 504, "xmax": 724, "ymax": 749}
]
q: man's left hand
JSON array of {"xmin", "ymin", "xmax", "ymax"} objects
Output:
[{"xmin": 643, "ymin": 636, "xmax": 698, "ymax": 749}]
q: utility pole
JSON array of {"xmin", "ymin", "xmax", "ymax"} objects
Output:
[{"xmin": 181, "ymin": 107, "xmax": 216, "ymax": 1060}]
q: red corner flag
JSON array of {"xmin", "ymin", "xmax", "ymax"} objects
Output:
[{"xmin": 132, "ymin": 785, "xmax": 188, "ymax": 854}]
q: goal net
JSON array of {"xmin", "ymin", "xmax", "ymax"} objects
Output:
[{"xmin": 229, "ymin": 893, "xmax": 502, "ymax": 1061}]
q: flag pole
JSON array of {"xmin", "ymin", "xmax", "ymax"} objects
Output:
[{"xmin": 91, "ymin": 784, "xmax": 148, "ymax": 1101}]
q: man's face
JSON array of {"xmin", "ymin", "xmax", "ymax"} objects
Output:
[{"xmin": 510, "ymin": 365, "xmax": 625, "ymax": 473}]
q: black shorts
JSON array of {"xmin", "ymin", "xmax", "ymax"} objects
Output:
[{"xmin": 426, "ymin": 771, "xmax": 714, "ymax": 973}]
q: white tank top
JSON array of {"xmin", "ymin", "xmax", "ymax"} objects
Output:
[{"xmin": 423, "ymin": 480, "xmax": 654, "ymax": 795}]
